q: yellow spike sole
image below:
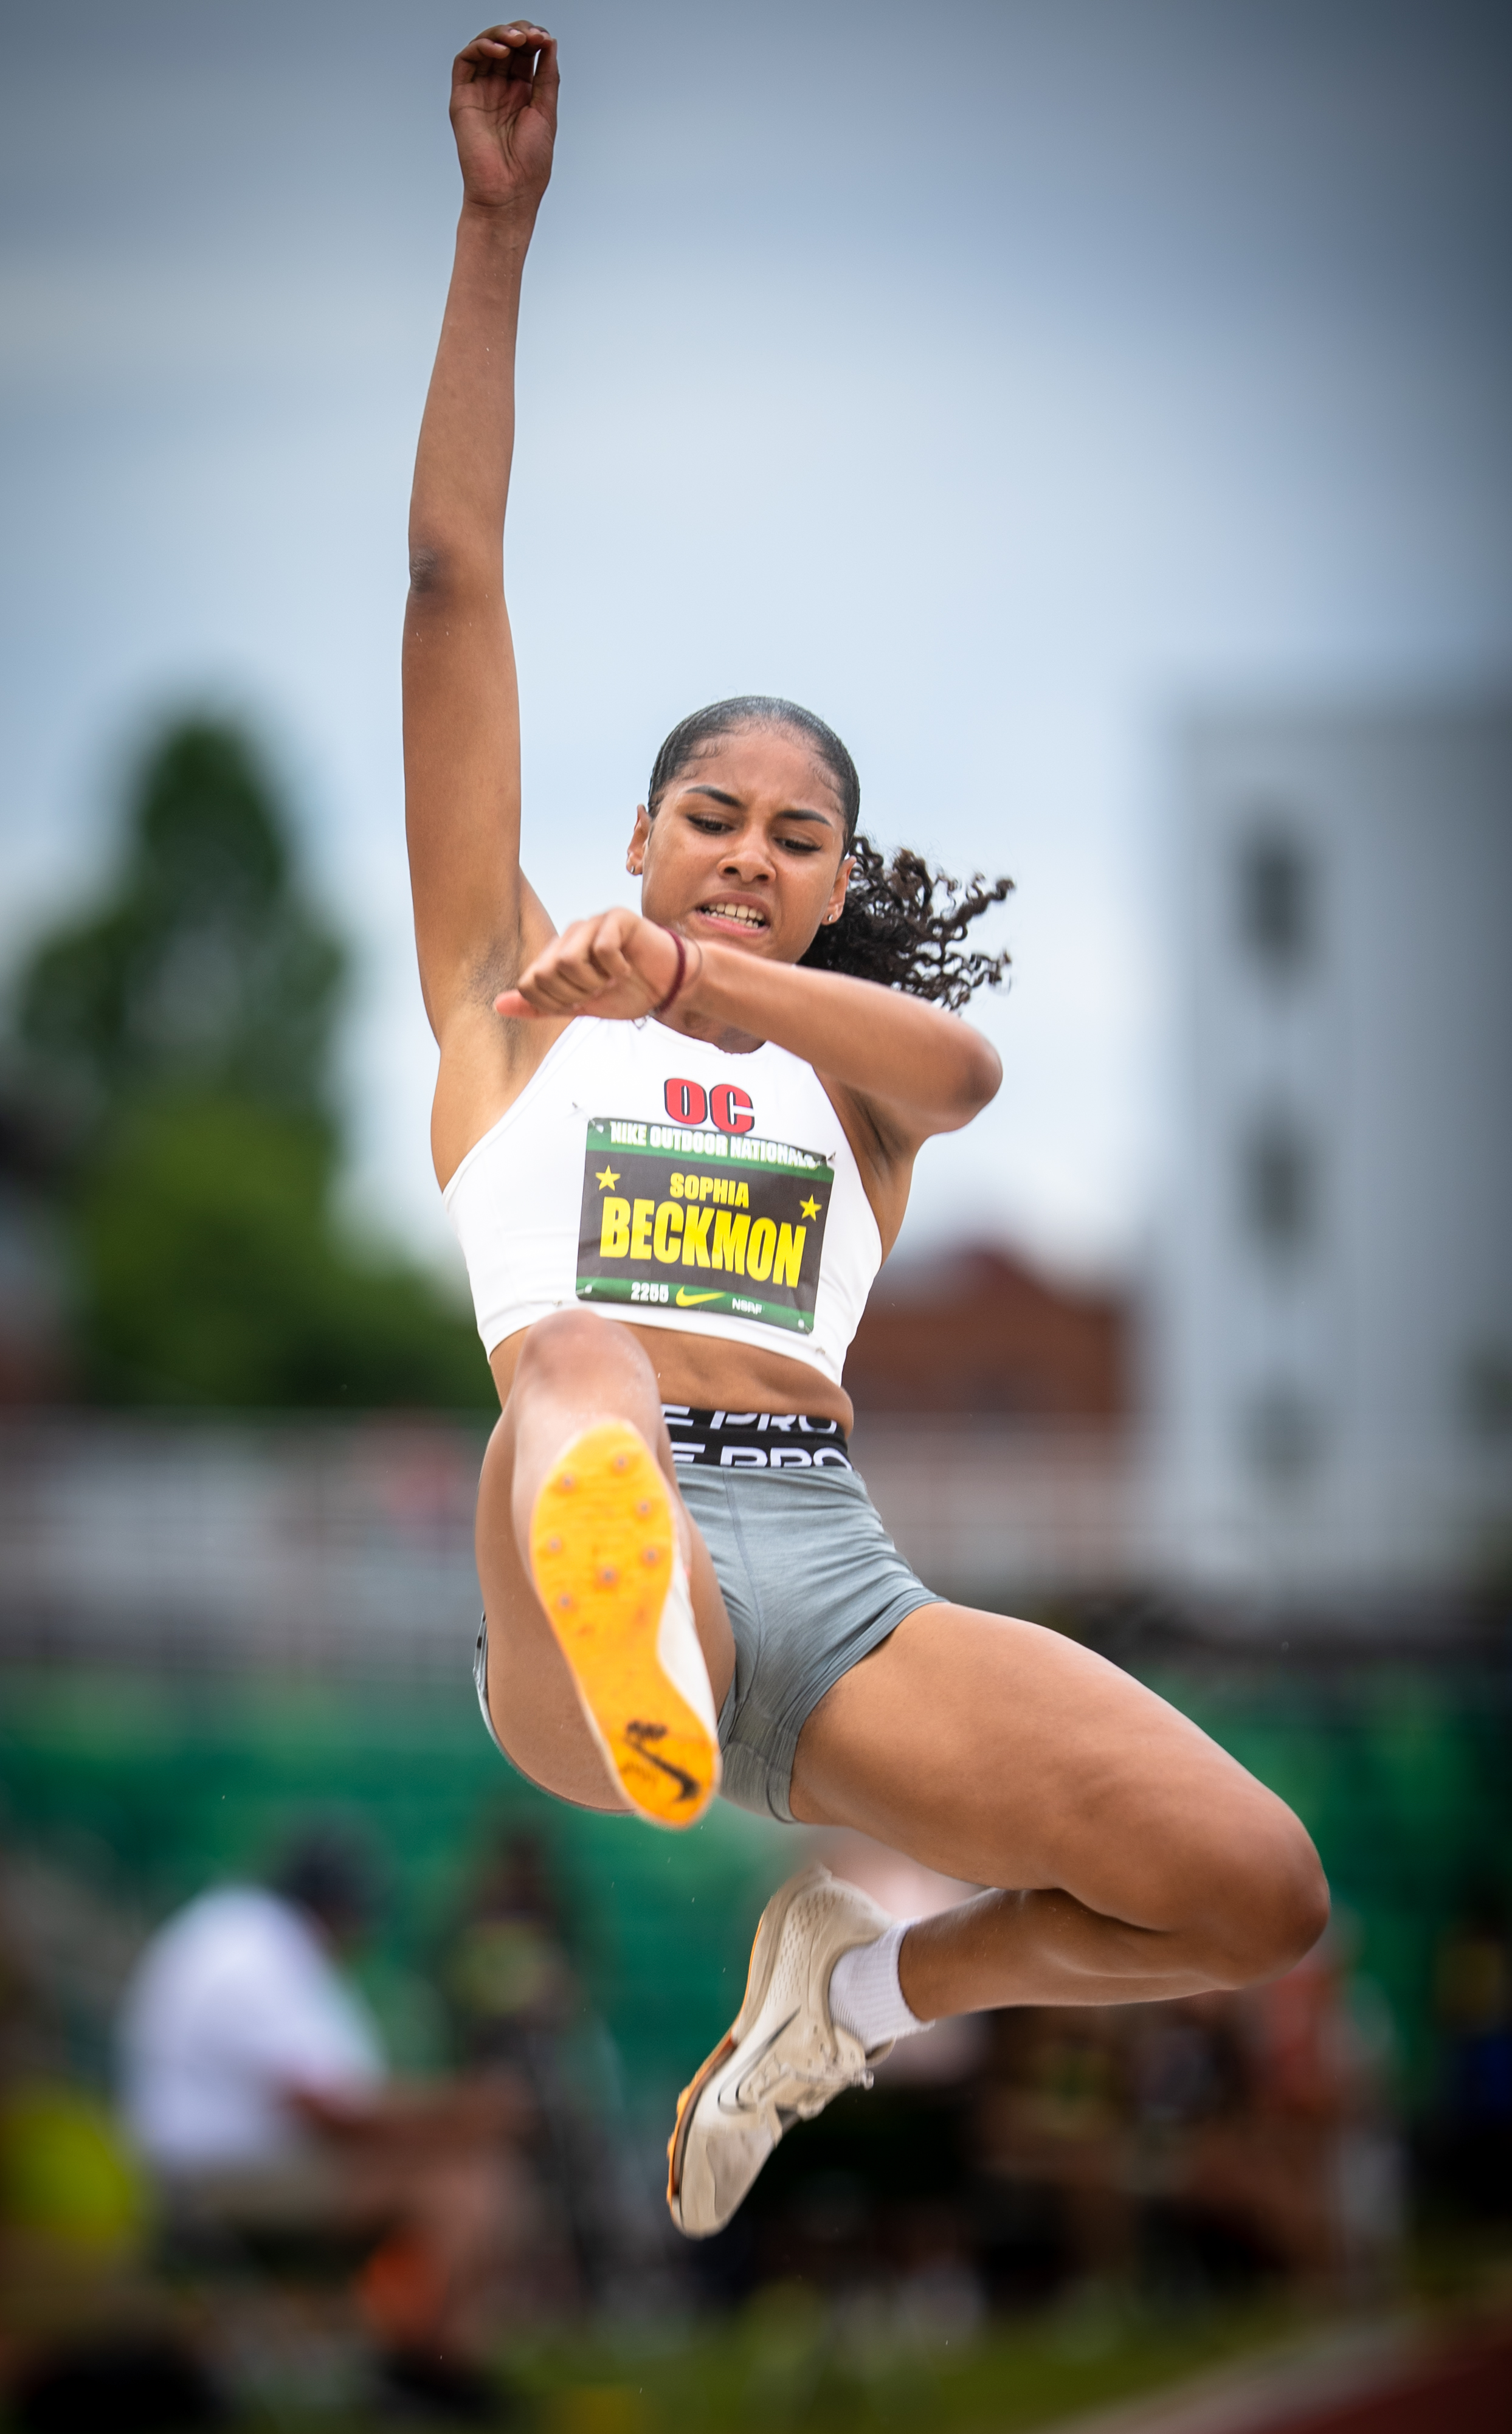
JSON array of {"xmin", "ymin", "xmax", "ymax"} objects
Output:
[{"xmin": 529, "ymin": 1420, "xmax": 718, "ymax": 1829}]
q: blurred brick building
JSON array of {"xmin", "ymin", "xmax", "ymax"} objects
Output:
[{"xmin": 844, "ymin": 1241, "xmax": 1129, "ymax": 1425}]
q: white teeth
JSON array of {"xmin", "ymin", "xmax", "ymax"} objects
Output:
[{"xmin": 705, "ymin": 902, "xmax": 764, "ymax": 927}]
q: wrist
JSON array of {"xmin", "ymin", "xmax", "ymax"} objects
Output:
[
  {"xmin": 652, "ymin": 925, "xmax": 702, "ymax": 1016},
  {"xmin": 457, "ymin": 192, "xmax": 541, "ymax": 246},
  {"xmin": 677, "ymin": 936, "xmax": 742, "ymax": 1015},
  {"xmin": 676, "ymin": 936, "xmax": 767, "ymax": 1036}
]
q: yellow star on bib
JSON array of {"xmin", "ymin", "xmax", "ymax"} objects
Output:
[
  {"xmin": 595, "ymin": 1166, "xmax": 620, "ymax": 1190},
  {"xmin": 799, "ymin": 1195, "xmax": 821, "ymax": 1220}
]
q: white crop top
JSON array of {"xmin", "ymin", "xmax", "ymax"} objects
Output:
[{"xmin": 443, "ymin": 1016, "xmax": 883, "ymax": 1390}]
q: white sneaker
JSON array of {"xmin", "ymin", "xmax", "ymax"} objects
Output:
[{"xmin": 666, "ymin": 1864, "xmax": 896, "ymax": 2238}]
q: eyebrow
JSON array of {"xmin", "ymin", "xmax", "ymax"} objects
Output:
[{"xmin": 685, "ymin": 784, "xmax": 838, "ymax": 828}]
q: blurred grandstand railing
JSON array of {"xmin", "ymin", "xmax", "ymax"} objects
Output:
[
  {"xmin": 851, "ymin": 1417, "xmax": 1140, "ymax": 1600},
  {"xmin": 0, "ymin": 1417, "xmax": 1141, "ymax": 1674},
  {"xmin": 0, "ymin": 1417, "xmax": 489, "ymax": 1676}
]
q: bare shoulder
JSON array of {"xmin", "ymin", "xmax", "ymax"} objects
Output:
[{"xmin": 430, "ymin": 879, "xmax": 565, "ymax": 1188}]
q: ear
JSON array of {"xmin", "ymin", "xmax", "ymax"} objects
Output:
[
  {"xmin": 822, "ymin": 853, "xmax": 854, "ymax": 925},
  {"xmin": 626, "ymin": 803, "xmax": 651, "ymax": 877}
]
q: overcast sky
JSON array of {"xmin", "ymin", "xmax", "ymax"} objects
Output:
[{"xmin": 2, "ymin": 0, "xmax": 1508, "ymax": 1284}]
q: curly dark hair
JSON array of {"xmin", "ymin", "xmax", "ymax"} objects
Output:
[
  {"xmin": 647, "ymin": 696, "xmax": 1012, "ymax": 1009},
  {"xmin": 798, "ymin": 834, "xmax": 1012, "ymax": 1011}
]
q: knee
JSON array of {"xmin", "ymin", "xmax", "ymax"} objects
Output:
[
  {"xmin": 513, "ymin": 1306, "xmax": 633, "ymax": 1389},
  {"xmin": 1200, "ymin": 1806, "xmax": 1330, "ymax": 1987}
]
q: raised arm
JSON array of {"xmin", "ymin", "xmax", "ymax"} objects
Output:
[{"xmin": 404, "ymin": 26, "xmax": 559, "ymax": 1177}]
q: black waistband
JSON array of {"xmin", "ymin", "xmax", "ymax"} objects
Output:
[{"xmin": 661, "ymin": 1406, "xmax": 852, "ymax": 1471}]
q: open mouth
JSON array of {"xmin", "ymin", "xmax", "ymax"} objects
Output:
[{"xmin": 696, "ymin": 900, "xmax": 768, "ymax": 935}]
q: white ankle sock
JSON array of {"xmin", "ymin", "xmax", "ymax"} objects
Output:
[{"xmin": 828, "ymin": 1920, "xmax": 931, "ymax": 2052}]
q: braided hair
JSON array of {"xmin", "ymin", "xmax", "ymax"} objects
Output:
[{"xmin": 646, "ymin": 696, "xmax": 1012, "ymax": 1011}]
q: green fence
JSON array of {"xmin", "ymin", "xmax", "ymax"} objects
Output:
[
  {"xmin": 1, "ymin": 1641, "xmax": 1507, "ymax": 2118},
  {"xmin": 1149, "ymin": 1646, "xmax": 1512, "ymax": 2100},
  {"xmin": 0, "ymin": 1665, "xmax": 793, "ymax": 2123}
]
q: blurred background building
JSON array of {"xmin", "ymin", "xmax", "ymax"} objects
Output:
[{"xmin": 1153, "ymin": 697, "xmax": 1512, "ymax": 1614}]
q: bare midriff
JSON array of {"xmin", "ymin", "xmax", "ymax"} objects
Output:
[{"xmin": 486, "ymin": 1321, "xmax": 854, "ymax": 1431}]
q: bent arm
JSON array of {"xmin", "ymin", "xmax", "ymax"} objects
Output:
[
  {"xmin": 497, "ymin": 914, "xmax": 1003, "ymax": 1144},
  {"xmin": 685, "ymin": 941, "xmax": 1001, "ymax": 1139},
  {"xmin": 290, "ymin": 2078, "xmax": 525, "ymax": 2152},
  {"xmin": 404, "ymin": 28, "xmax": 558, "ymax": 1054}
]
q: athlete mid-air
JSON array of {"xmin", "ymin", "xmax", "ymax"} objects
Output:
[{"xmin": 404, "ymin": 24, "xmax": 1330, "ymax": 2239}]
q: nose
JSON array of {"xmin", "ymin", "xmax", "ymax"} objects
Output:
[{"xmin": 719, "ymin": 823, "xmax": 775, "ymax": 885}]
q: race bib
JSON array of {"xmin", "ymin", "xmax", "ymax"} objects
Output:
[{"xmin": 575, "ymin": 1116, "xmax": 834, "ymax": 1335}]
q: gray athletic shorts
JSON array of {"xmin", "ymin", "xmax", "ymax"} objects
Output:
[{"xmin": 473, "ymin": 1443, "xmax": 937, "ymax": 1824}]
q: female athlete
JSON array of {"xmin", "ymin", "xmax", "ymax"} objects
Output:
[{"xmin": 404, "ymin": 26, "xmax": 1330, "ymax": 2241}]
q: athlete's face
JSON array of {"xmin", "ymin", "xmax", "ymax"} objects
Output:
[{"xmin": 627, "ymin": 725, "xmax": 852, "ymax": 962}]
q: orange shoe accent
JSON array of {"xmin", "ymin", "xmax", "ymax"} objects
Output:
[
  {"xmin": 530, "ymin": 1421, "xmax": 718, "ymax": 1828},
  {"xmin": 665, "ymin": 1873, "xmax": 777, "ymax": 2207},
  {"xmin": 666, "ymin": 2030, "xmax": 736, "ymax": 2210}
]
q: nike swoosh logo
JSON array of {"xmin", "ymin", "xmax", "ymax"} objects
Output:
[
  {"xmin": 719, "ymin": 2010, "xmax": 799, "ymax": 2112},
  {"xmin": 623, "ymin": 1720, "xmax": 704, "ymax": 1805},
  {"xmin": 675, "ymin": 1290, "xmax": 724, "ymax": 1307}
]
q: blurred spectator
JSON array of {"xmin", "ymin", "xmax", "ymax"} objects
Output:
[
  {"xmin": 1244, "ymin": 1923, "xmax": 1405, "ymax": 2296},
  {"xmin": 119, "ymin": 1837, "xmax": 385, "ymax": 2178},
  {"xmin": 117, "ymin": 1828, "xmax": 530, "ymax": 2418},
  {"xmin": 446, "ymin": 1830, "xmax": 576, "ymax": 2072},
  {"xmin": 442, "ymin": 1828, "xmax": 624, "ymax": 2311},
  {"xmin": 972, "ymin": 1929, "xmax": 1404, "ymax": 2307},
  {"xmin": 1427, "ymin": 1887, "xmax": 1512, "ymax": 2221},
  {"xmin": 0, "ymin": 1841, "xmax": 202, "ymax": 2430}
]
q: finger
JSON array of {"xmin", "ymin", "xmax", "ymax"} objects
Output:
[
  {"xmin": 517, "ymin": 951, "xmax": 606, "ymax": 1012},
  {"xmin": 453, "ymin": 24, "xmax": 549, "ymax": 81},
  {"xmin": 504, "ymin": 911, "xmax": 627, "ymax": 1010},
  {"xmin": 526, "ymin": 30, "xmax": 560, "ymax": 125},
  {"xmin": 505, "ymin": 26, "xmax": 553, "ymax": 88},
  {"xmin": 584, "ymin": 946, "xmax": 641, "ymax": 1001},
  {"xmin": 498, "ymin": 969, "xmax": 590, "ymax": 1015},
  {"xmin": 582, "ymin": 921, "xmax": 638, "ymax": 987},
  {"xmin": 454, "ymin": 32, "xmax": 519, "ymax": 69},
  {"xmin": 483, "ymin": 23, "xmax": 551, "ymax": 85},
  {"xmin": 463, "ymin": 21, "xmax": 548, "ymax": 49},
  {"xmin": 538, "ymin": 958, "xmax": 611, "ymax": 1009},
  {"xmin": 554, "ymin": 921, "xmax": 632, "ymax": 992}
]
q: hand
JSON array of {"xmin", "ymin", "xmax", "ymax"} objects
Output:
[
  {"xmin": 450, "ymin": 24, "xmax": 559, "ymax": 214},
  {"xmin": 494, "ymin": 910, "xmax": 694, "ymax": 1023}
]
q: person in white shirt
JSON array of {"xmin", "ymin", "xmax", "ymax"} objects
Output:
[
  {"xmin": 120, "ymin": 1879, "xmax": 384, "ymax": 2177},
  {"xmin": 117, "ymin": 1833, "xmax": 526, "ymax": 2412}
]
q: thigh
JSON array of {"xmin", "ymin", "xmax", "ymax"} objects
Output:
[
  {"xmin": 475, "ymin": 1392, "xmax": 736, "ymax": 1814},
  {"xmin": 790, "ymin": 1602, "xmax": 1308, "ymax": 1936}
]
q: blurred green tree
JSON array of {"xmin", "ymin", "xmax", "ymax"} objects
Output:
[
  {"xmin": 18, "ymin": 722, "xmax": 343, "ymax": 1125},
  {"xmin": 10, "ymin": 717, "xmax": 491, "ymax": 1409}
]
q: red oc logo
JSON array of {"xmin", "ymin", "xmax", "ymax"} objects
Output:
[
  {"xmin": 663, "ymin": 1079, "xmax": 707, "ymax": 1124},
  {"xmin": 663, "ymin": 1079, "xmax": 754, "ymax": 1134}
]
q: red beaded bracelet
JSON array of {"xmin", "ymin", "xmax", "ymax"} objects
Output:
[{"xmin": 653, "ymin": 927, "xmax": 697, "ymax": 1016}]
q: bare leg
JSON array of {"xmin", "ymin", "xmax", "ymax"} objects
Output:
[
  {"xmin": 791, "ymin": 1604, "xmax": 1328, "ymax": 2016},
  {"xmin": 474, "ymin": 1310, "xmax": 735, "ymax": 1811}
]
